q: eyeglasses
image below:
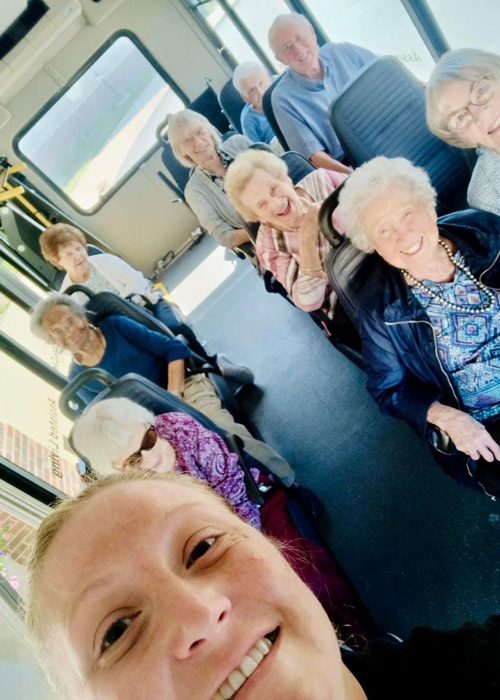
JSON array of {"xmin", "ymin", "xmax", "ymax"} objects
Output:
[
  {"xmin": 123, "ymin": 426, "xmax": 157, "ymax": 469},
  {"xmin": 447, "ymin": 76, "xmax": 495, "ymax": 133}
]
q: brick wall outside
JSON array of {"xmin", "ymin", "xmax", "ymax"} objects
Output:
[{"xmin": 0, "ymin": 422, "xmax": 80, "ymax": 497}]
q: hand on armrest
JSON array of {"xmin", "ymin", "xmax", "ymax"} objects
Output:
[{"xmin": 427, "ymin": 402, "xmax": 500, "ymax": 462}]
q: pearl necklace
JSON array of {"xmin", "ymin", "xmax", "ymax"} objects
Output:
[
  {"xmin": 262, "ymin": 220, "xmax": 299, "ymax": 233},
  {"xmin": 401, "ymin": 238, "xmax": 495, "ymax": 314}
]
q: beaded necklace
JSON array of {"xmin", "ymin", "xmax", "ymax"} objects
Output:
[{"xmin": 401, "ymin": 238, "xmax": 495, "ymax": 314}]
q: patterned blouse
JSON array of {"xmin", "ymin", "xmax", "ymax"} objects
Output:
[
  {"xmin": 154, "ymin": 412, "xmax": 261, "ymax": 528},
  {"xmin": 256, "ymin": 169, "xmax": 346, "ymax": 316},
  {"xmin": 411, "ymin": 252, "xmax": 500, "ymax": 423}
]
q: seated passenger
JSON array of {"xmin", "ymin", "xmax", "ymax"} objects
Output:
[
  {"xmin": 168, "ymin": 109, "xmax": 253, "ymax": 253},
  {"xmin": 426, "ymin": 48, "xmax": 500, "ymax": 217},
  {"xmin": 26, "ymin": 468, "xmax": 500, "ymax": 699},
  {"xmin": 39, "ymin": 222, "xmax": 252, "ymax": 379},
  {"xmin": 268, "ymin": 13, "xmax": 375, "ymax": 173},
  {"xmin": 338, "ymin": 156, "xmax": 500, "ymax": 497},
  {"xmin": 232, "ymin": 60, "xmax": 282, "ymax": 151},
  {"xmin": 30, "ymin": 293, "xmax": 295, "ymax": 485},
  {"xmin": 72, "ymin": 397, "xmax": 260, "ymax": 528},
  {"xmin": 225, "ymin": 149, "xmax": 345, "ymax": 323}
]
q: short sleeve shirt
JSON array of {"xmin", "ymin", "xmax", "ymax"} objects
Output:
[
  {"xmin": 467, "ymin": 147, "xmax": 500, "ymax": 217},
  {"xmin": 271, "ymin": 41, "xmax": 376, "ymax": 159}
]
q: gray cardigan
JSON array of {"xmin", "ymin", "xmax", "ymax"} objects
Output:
[{"xmin": 184, "ymin": 135, "xmax": 251, "ymax": 248}]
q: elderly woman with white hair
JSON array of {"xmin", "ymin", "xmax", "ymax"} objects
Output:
[
  {"xmin": 232, "ymin": 61, "xmax": 281, "ymax": 151},
  {"xmin": 168, "ymin": 109, "xmax": 253, "ymax": 251},
  {"xmin": 72, "ymin": 397, "xmax": 261, "ymax": 527},
  {"xmin": 225, "ymin": 148, "xmax": 345, "ymax": 323},
  {"xmin": 338, "ymin": 155, "xmax": 500, "ymax": 498},
  {"xmin": 426, "ymin": 48, "xmax": 500, "ymax": 217}
]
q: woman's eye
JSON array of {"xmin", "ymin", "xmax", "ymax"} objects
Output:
[
  {"xmin": 101, "ymin": 616, "xmax": 134, "ymax": 653},
  {"xmin": 404, "ymin": 211, "xmax": 412, "ymax": 219},
  {"xmin": 187, "ymin": 536, "xmax": 217, "ymax": 568}
]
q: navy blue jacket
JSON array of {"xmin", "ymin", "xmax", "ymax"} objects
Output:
[{"xmin": 357, "ymin": 210, "xmax": 500, "ymax": 441}]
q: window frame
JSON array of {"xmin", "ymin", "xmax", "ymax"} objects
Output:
[{"xmin": 13, "ymin": 30, "xmax": 189, "ymax": 216}]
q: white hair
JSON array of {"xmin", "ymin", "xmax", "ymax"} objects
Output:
[
  {"xmin": 338, "ymin": 157, "xmax": 437, "ymax": 253},
  {"xmin": 72, "ymin": 398, "xmax": 155, "ymax": 476},
  {"xmin": 168, "ymin": 109, "xmax": 221, "ymax": 168},
  {"xmin": 30, "ymin": 293, "xmax": 87, "ymax": 343},
  {"xmin": 268, "ymin": 12, "xmax": 312, "ymax": 55},
  {"xmin": 232, "ymin": 61, "xmax": 269, "ymax": 95},
  {"xmin": 426, "ymin": 48, "xmax": 500, "ymax": 148}
]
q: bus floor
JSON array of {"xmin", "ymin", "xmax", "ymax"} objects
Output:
[{"xmin": 162, "ymin": 235, "xmax": 500, "ymax": 640}]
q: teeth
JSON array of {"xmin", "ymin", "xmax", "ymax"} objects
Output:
[
  {"xmin": 212, "ymin": 633, "xmax": 276, "ymax": 700},
  {"xmin": 489, "ymin": 115, "xmax": 500, "ymax": 133},
  {"xmin": 240, "ymin": 655, "xmax": 258, "ymax": 677},
  {"xmin": 228, "ymin": 671, "xmax": 246, "ymax": 692},
  {"xmin": 256, "ymin": 638, "xmax": 272, "ymax": 654},
  {"xmin": 401, "ymin": 239, "xmax": 421, "ymax": 255},
  {"xmin": 248, "ymin": 648, "xmax": 264, "ymax": 664}
]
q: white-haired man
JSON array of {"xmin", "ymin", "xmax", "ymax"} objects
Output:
[
  {"xmin": 268, "ymin": 13, "xmax": 376, "ymax": 174},
  {"xmin": 232, "ymin": 61, "xmax": 281, "ymax": 151}
]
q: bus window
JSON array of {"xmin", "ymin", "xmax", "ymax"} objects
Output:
[
  {"xmin": 306, "ymin": 0, "xmax": 435, "ymax": 80},
  {"xmin": 427, "ymin": 0, "xmax": 500, "ymax": 54},
  {"xmin": 190, "ymin": 0, "xmax": 290, "ymax": 70},
  {"xmin": 14, "ymin": 32, "xmax": 187, "ymax": 214}
]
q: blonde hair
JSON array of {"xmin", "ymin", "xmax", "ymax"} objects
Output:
[
  {"xmin": 225, "ymin": 149, "xmax": 289, "ymax": 221},
  {"xmin": 39, "ymin": 223, "xmax": 87, "ymax": 267},
  {"xmin": 426, "ymin": 48, "xmax": 500, "ymax": 148},
  {"xmin": 338, "ymin": 156, "xmax": 436, "ymax": 253},
  {"xmin": 24, "ymin": 469, "xmax": 235, "ymax": 696},
  {"xmin": 168, "ymin": 109, "xmax": 221, "ymax": 167}
]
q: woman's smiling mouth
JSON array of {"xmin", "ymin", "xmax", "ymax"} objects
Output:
[
  {"xmin": 400, "ymin": 237, "xmax": 423, "ymax": 256},
  {"xmin": 212, "ymin": 629, "xmax": 279, "ymax": 700}
]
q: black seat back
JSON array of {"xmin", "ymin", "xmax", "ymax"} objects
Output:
[
  {"xmin": 318, "ymin": 183, "xmax": 377, "ymax": 328},
  {"xmin": 160, "ymin": 140, "xmax": 192, "ymax": 199},
  {"xmin": 281, "ymin": 151, "xmax": 315, "ymax": 184},
  {"xmin": 262, "ymin": 74, "xmax": 289, "ymax": 151},
  {"xmin": 218, "ymin": 79, "xmax": 246, "ymax": 133},
  {"xmin": 188, "ymin": 83, "xmax": 230, "ymax": 134},
  {"xmin": 329, "ymin": 56, "xmax": 472, "ymax": 215}
]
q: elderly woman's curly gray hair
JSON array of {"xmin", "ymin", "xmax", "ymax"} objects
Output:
[
  {"xmin": 30, "ymin": 292, "xmax": 88, "ymax": 343},
  {"xmin": 168, "ymin": 109, "xmax": 222, "ymax": 168},
  {"xmin": 426, "ymin": 48, "xmax": 500, "ymax": 148},
  {"xmin": 337, "ymin": 157, "xmax": 437, "ymax": 254},
  {"xmin": 72, "ymin": 397, "xmax": 155, "ymax": 475}
]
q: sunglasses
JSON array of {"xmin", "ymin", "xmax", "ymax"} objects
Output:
[{"xmin": 123, "ymin": 426, "xmax": 158, "ymax": 469}]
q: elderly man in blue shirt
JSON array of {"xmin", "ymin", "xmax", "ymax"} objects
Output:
[{"xmin": 268, "ymin": 13, "xmax": 376, "ymax": 174}]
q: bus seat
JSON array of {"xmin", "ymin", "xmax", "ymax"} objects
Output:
[
  {"xmin": 218, "ymin": 79, "xmax": 245, "ymax": 133},
  {"xmin": 160, "ymin": 139, "xmax": 191, "ymax": 201},
  {"xmin": 262, "ymin": 74, "xmax": 289, "ymax": 152},
  {"xmin": 188, "ymin": 82, "xmax": 231, "ymax": 134},
  {"xmin": 63, "ymin": 286, "xmax": 252, "ymax": 430},
  {"xmin": 281, "ymin": 150, "xmax": 316, "ymax": 183},
  {"xmin": 329, "ymin": 56, "xmax": 472, "ymax": 215}
]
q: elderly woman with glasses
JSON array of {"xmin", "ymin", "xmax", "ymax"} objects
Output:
[
  {"xmin": 25, "ymin": 468, "xmax": 500, "ymax": 700},
  {"xmin": 169, "ymin": 109, "xmax": 253, "ymax": 252},
  {"xmin": 72, "ymin": 397, "xmax": 261, "ymax": 528},
  {"xmin": 426, "ymin": 48, "xmax": 500, "ymax": 217},
  {"xmin": 338, "ymin": 155, "xmax": 500, "ymax": 498}
]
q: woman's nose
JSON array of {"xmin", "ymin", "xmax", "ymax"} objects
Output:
[{"xmin": 168, "ymin": 581, "xmax": 232, "ymax": 660}]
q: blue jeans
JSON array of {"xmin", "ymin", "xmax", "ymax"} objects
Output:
[{"xmin": 153, "ymin": 299, "xmax": 214, "ymax": 362}]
